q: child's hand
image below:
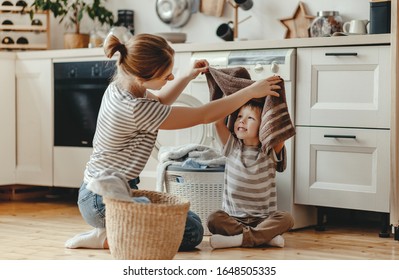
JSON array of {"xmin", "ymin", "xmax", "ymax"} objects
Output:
[
  {"xmin": 248, "ymin": 75, "xmax": 281, "ymax": 99},
  {"xmin": 188, "ymin": 59, "xmax": 209, "ymax": 80}
]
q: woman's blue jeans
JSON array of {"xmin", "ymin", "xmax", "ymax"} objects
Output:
[{"xmin": 77, "ymin": 177, "xmax": 203, "ymax": 251}]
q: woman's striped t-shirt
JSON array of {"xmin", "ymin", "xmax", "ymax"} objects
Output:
[
  {"xmin": 83, "ymin": 82, "xmax": 171, "ymax": 183},
  {"xmin": 222, "ymin": 134, "xmax": 286, "ymax": 218}
]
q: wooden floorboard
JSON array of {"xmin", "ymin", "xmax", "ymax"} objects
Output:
[{"xmin": 0, "ymin": 191, "xmax": 398, "ymax": 260}]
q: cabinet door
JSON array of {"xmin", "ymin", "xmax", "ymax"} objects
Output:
[
  {"xmin": 294, "ymin": 126, "xmax": 390, "ymax": 212},
  {"xmin": 0, "ymin": 56, "xmax": 16, "ymax": 185},
  {"xmin": 15, "ymin": 59, "xmax": 53, "ymax": 186},
  {"xmin": 296, "ymin": 46, "xmax": 390, "ymax": 128}
]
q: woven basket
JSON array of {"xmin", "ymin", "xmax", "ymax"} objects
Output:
[
  {"xmin": 104, "ymin": 190, "xmax": 190, "ymax": 260},
  {"xmin": 165, "ymin": 166, "xmax": 224, "ymax": 235}
]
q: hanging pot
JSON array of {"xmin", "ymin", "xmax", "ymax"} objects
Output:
[{"xmin": 156, "ymin": 0, "xmax": 194, "ymax": 28}]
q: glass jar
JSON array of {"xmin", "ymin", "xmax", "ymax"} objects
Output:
[{"xmin": 310, "ymin": 11, "xmax": 343, "ymax": 37}]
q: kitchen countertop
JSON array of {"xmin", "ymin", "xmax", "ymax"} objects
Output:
[
  {"xmin": 0, "ymin": 52, "xmax": 16, "ymax": 59},
  {"xmin": 6, "ymin": 33, "xmax": 391, "ymax": 60}
]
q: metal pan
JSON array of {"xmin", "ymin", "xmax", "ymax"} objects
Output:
[{"xmin": 156, "ymin": 0, "xmax": 193, "ymax": 28}]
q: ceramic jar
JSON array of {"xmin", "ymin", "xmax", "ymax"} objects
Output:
[{"xmin": 310, "ymin": 11, "xmax": 343, "ymax": 37}]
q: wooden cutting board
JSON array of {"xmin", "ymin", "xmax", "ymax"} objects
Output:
[{"xmin": 200, "ymin": 0, "xmax": 225, "ymax": 17}]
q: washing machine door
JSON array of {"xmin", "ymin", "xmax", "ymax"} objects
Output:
[{"xmin": 152, "ymin": 93, "xmax": 211, "ymax": 159}]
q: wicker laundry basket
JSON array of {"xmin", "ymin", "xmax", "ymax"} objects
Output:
[
  {"xmin": 164, "ymin": 166, "xmax": 224, "ymax": 235},
  {"xmin": 104, "ymin": 190, "xmax": 190, "ymax": 260}
]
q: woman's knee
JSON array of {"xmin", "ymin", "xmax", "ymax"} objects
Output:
[
  {"xmin": 179, "ymin": 212, "xmax": 204, "ymax": 251},
  {"xmin": 77, "ymin": 185, "xmax": 106, "ymax": 228}
]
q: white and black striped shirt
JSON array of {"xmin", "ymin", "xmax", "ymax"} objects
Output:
[
  {"xmin": 83, "ymin": 82, "xmax": 171, "ymax": 183},
  {"xmin": 222, "ymin": 135, "xmax": 286, "ymax": 218}
]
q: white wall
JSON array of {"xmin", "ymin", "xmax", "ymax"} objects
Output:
[{"xmin": 50, "ymin": 0, "xmax": 371, "ymax": 49}]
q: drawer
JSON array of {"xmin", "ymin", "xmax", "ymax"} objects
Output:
[
  {"xmin": 294, "ymin": 126, "xmax": 390, "ymax": 212},
  {"xmin": 296, "ymin": 46, "xmax": 390, "ymax": 128}
]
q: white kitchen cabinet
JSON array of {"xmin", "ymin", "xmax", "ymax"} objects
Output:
[
  {"xmin": 296, "ymin": 46, "xmax": 390, "ymax": 128},
  {"xmin": 295, "ymin": 46, "xmax": 391, "ymax": 219},
  {"xmin": 0, "ymin": 54, "xmax": 16, "ymax": 185},
  {"xmin": 15, "ymin": 58, "xmax": 53, "ymax": 186},
  {"xmin": 295, "ymin": 126, "xmax": 390, "ymax": 212}
]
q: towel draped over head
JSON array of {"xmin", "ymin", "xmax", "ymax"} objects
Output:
[{"xmin": 205, "ymin": 66, "xmax": 296, "ymax": 154}]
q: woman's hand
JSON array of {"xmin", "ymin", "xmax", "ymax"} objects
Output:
[
  {"xmin": 188, "ymin": 59, "xmax": 209, "ymax": 80},
  {"xmin": 247, "ymin": 75, "xmax": 282, "ymax": 99}
]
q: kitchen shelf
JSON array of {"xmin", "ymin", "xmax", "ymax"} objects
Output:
[
  {"xmin": 0, "ymin": 5, "xmax": 49, "ymax": 51},
  {"xmin": 0, "ymin": 24, "xmax": 46, "ymax": 32},
  {"xmin": 0, "ymin": 42, "xmax": 47, "ymax": 50}
]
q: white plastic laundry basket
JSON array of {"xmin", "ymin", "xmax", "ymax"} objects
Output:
[{"xmin": 164, "ymin": 166, "xmax": 224, "ymax": 235}]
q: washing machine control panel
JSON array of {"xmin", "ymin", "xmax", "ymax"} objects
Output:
[{"xmin": 191, "ymin": 49, "xmax": 295, "ymax": 82}]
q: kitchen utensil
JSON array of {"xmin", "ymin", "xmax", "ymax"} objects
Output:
[
  {"xmin": 216, "ymin": 21, "xmax": 234, "ymax": 41},
  {"xmin": 200, "ymin": 0, "xmax": 225, "ymax": 17},
  {"xmin": 234, "ymin": 0, "xmax": 253, "ymax": 11},
  {"xmin": 155, "ymin": 0, "xmax": 194, "ymax": 28},
  {"xmin": 343, "ymin": 20, "xmax": 369, "ymax": 35},
  {"xmin": 155, "ymin": 32, "xmax": 187, "ymax": 43}
]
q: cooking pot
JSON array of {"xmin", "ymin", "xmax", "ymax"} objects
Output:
[{"xmin": 156, "ymin": 0, "xmax": 194, "ymax": 28}]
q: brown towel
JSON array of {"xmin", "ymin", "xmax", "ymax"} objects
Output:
[{"xmin": 205, "ymin": 67, "xmax": 296, "ymax": 154}]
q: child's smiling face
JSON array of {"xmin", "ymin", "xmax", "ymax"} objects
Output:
[{"xmin": 234, "ymin": 105, "xmax": 261, "ymax": 146}]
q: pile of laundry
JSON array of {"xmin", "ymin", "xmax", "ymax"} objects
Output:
[{"xmin": 156, "ymin": 144, "xmax": 225, "ymax": 192}]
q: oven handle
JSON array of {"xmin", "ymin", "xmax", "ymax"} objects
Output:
[{"xmin": 54, "ymin": 82, "xmax": 109, "ymax": 91}]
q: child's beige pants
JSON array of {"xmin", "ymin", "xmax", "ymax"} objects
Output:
[{"xmin": 207, "ymin": 210, "xmax": 294, "ymax": 247}]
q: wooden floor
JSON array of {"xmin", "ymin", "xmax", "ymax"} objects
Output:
[{"xmin": 1, "ymin": 188, "xmax": 398, "ymax": 260}]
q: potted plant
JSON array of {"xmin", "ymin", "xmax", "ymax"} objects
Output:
[{"xmin": 30, "ymin": 0, "xmax": 114, "ymax": 49}]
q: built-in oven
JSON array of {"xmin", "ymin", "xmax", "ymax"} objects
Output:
[
  {"xmin": 53, "ymin": 59, "xmax": 116, "ymax": 188},
  {"xmin": 54, "ymin": 60, "xmax": 116, "ymax": 147}
]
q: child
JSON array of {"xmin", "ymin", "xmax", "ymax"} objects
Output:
[
  {"xmin": 65, "ymin": 33, "xmax": 282, "ymax": 251},
  {"xmin": 208, "ymin": 100, "xmax": 294, "ymax": 249}
]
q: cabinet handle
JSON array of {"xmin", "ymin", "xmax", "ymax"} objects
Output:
[
  {"xmin": 324, "ymin": 134, "xmax": 356, "ymax": 139},
  {"xmin": 325, "ymin": 52, "xmax": 358, "ymax": 56}
]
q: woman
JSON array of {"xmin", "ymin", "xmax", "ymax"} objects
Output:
[{"xmin": 65, "ymin": 32, "xmax": 282, "ymax": 251}]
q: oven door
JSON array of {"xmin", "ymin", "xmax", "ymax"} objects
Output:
[
  {"xmin": 54, "ymin": 61, "xmax": 115, "ymax": 147},
  {"xmin": 54, "ymin": 79, "xmax": 106, "ymax": 147}
]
